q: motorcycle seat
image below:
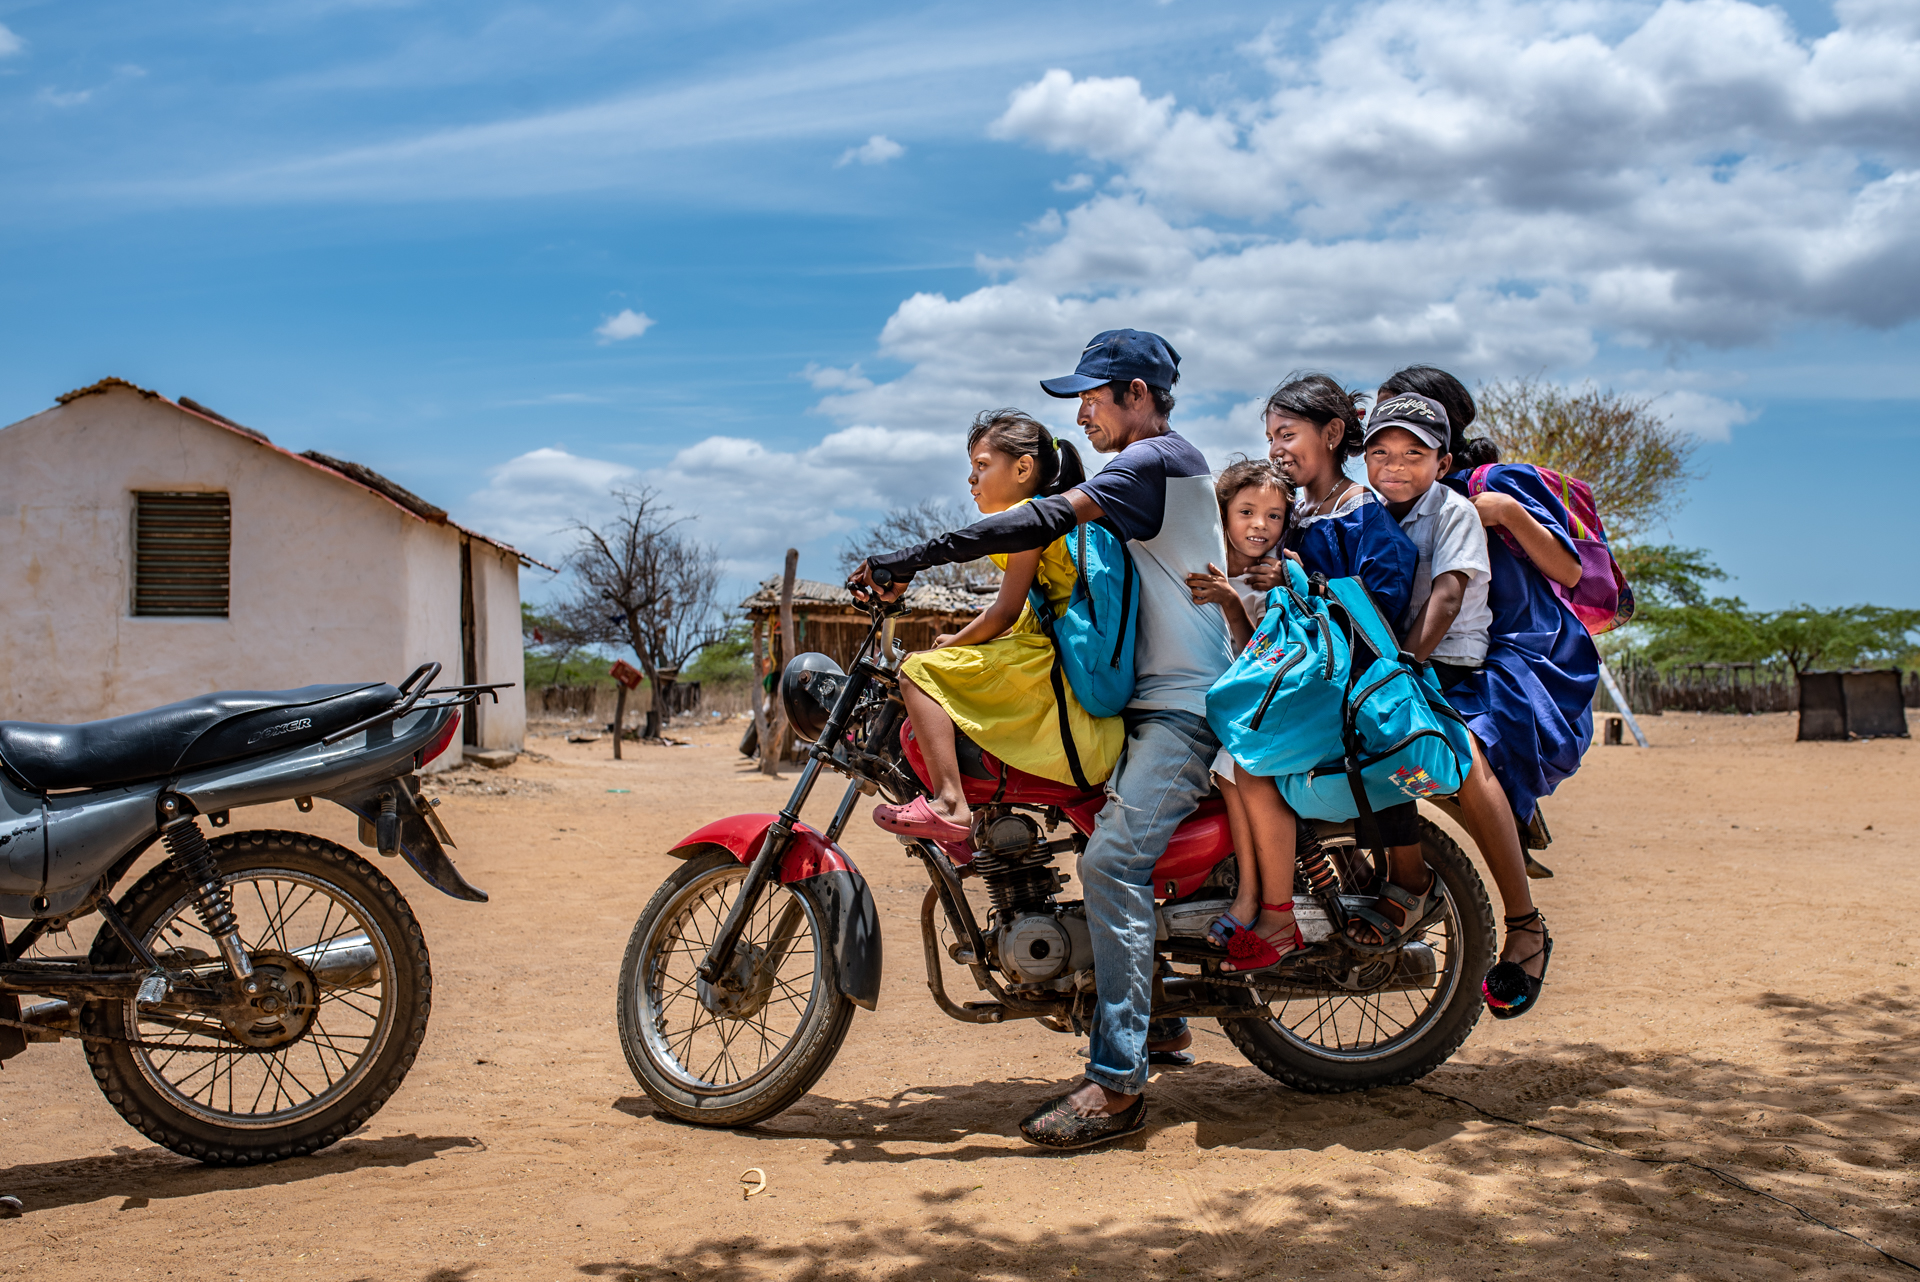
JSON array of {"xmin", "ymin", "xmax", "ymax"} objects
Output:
[{"xmin": 0, "ymin": 683, "xmax": 400, "ymax": 793}]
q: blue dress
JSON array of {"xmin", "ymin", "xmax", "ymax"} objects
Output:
[
  {"xmin": 1438, "ymin": 465, "xmax": 1600, "ymax": 822},
  {"xmin": 1287, "ymin": 486, "xmax": 1418, "ymax": 625}
]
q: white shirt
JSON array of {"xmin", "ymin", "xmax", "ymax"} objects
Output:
[{"xmin": 1395, "ymin": 482, "xmax": 1492, "ymax": 665}]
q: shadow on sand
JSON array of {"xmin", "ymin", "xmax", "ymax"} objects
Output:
[
  {"xmin": 596, "ymin": 988, "xmax": 1919, "ymax": 1280},
  {"xmin": 0, "ymin": 1132, "xmax": 481, "ymax": 1216}
]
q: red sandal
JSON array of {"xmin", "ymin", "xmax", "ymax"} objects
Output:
[{"xmin": 1220, "ymin": 903, "xmax": 1304, "ymax": 973}]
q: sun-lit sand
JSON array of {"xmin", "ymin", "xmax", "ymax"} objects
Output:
[{"xmin": 3, "ymin": 710, "xmax": 1915, "ymax": 1280}]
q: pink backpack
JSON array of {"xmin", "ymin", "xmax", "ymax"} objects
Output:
[{"xmin": 1468, "ymin": 464, "xmax": 1635, "ymax": 635}]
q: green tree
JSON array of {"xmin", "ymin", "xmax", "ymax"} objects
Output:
[
  {"xmin": 682, "ymin": 621, "xmax": 755, "ymax": 686},
  {"xmin": 1757, "ymin": 605, "xmax": 1920, "ymax": 675},
  {"xmin": 1476, "ymin": 378, "xmax": 1698, "ymax": 542}
]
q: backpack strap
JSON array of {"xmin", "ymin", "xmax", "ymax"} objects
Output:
[{"xmin": 1028, "ymin": 584, "xmax": 1095, "ymax": 793}]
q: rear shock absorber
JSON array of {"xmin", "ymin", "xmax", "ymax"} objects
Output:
[
  {"xmin": 1294, "ymin": 821, "xmax": 1339, "ymax": 898},
  {"xmin": 157, "ymin": 795, "xmax": 255, "ymax": 987}
]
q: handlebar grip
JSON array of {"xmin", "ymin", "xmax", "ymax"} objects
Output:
[{"xmin": 869, "ymin": 566, "xmax": 894, "ymax": 587}]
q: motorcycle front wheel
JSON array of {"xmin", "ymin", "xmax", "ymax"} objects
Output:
[
  {"xmin": 82, "ymin": 830, "xmax": 431, "ymax": 1165},
  {"xmin": 1221, "ymin": 817, "xmax": 1495, "ymax": 1092},
  {"xmin": 617, "ymin": 849, "xmax": 854, "ymax": 1127}
]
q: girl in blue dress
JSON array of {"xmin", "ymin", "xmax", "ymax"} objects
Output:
[{"xmin": 1375, "ymin": 365, "xmax": 1599, "ymax": 1020}]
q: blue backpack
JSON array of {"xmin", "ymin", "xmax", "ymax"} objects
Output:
[
  {"xmin": 1205, "ymin": 559, "xmax": 1473, "ymax": 839},
  {"xmin": 1028, "ymin": 520, "xmax": 1139, "ymax": 788}
]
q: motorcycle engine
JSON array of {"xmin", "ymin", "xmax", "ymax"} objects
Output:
[
  {"xmin": 973, "ymin": 809, "xmax": 1091, "ymax": 985},
  {"xmin": 996, "ymin": 914, "xmax": 1074, "ymax": 983}
]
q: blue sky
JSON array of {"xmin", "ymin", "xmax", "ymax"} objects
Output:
[{"xmin": 2, "ymin": 0, "xmax": 1915, "ymax": 612}]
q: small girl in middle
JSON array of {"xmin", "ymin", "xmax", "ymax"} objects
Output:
[
  {"xmin": 871, "ymin": 409, "xmax": 1124, "ymax": 844},
  {"xmin": 1185, "ymin": 459, "xmax": 1304, "ymax": 973}
]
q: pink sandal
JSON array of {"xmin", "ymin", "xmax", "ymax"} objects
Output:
[{"xmin": 871, "ymin": 796, "xmax": 971, "ymax": 843}]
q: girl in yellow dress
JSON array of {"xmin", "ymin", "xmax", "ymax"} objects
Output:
[{"xmin": 871, "ymin": 410, "xmax": 1125, "ymax": 843}]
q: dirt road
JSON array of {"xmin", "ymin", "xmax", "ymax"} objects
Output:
[{"xmin": 3, "ymin": 712, "xmax": 1916, "ymax": 1280}]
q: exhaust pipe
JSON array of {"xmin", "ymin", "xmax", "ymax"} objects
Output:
[{"xmin": 289, "ymin": 933, "xmax": 381, "ymax": 988}]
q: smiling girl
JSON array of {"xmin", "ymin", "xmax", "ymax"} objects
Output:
[
  {"xmin": 870, "ymin": 410, "xmax": 1122, "ymax": 844},
  {"xmin": 1186, "ymin": 459, "xmax": 1305, "ymax": 971}
]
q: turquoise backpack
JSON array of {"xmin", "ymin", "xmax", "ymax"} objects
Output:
[
  {"xmin": 1205, "ymin": 559, "xmax": 1473, "ymax": 835},
  {"xmin": 1027, "ymin": 520, "xmax": 1138, "ymax": 788}
]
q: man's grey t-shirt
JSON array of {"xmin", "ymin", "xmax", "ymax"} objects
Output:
[{"xmin": 1077, "ymin": 431, "xmax": 1235, "ymax": 716}]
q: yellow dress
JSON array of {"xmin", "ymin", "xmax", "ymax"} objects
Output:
[{"xmin": 899, "ymin": 532, "xmax": 1125, "ymax": 787}]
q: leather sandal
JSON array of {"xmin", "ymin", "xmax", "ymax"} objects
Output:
[
  {"xmin": 1483, "ymin": 910, "xmax": 1552, "ymax": 1020},
  {"xmin": 1345, "ymin": 870, "xmax": 1442, "ymax": 948},
  {"xmin": 1019, "ymin": 1093, "xmax": 1148, "ymax": 1150}
]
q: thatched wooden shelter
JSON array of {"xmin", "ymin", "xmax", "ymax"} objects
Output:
[{"xmin": 740, "ymin": 577, "xmax": 995, "ymax": 675}]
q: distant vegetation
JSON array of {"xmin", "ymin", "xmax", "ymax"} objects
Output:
[{"xmin": 1477, "ymin": 379, "xmax": 1916, "ymax": 677}]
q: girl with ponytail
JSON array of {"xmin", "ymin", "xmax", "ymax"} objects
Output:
[{"xmin": 871, "ymin": 410, "xmax": 1120, "ymax": 843}]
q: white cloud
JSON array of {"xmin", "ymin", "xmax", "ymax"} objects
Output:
[
  {"xmin": 36, "ymin": 87, "xmax": 92, "ymax": 108},
  {"xmin": 0, "ymin": 23, "xmax": 22, "ymax": 57},
  {"xmin": 836, "ymin": 134, "xmax": 905, "ymax": 167},
  {"xmin": 459, "ymin": 447, "xmax": 640, "ymax": 566},
  {"xmin": 1052, "ymin": 173, "xmax": 1094, "ymax": 192},
  {"xmin": 460, "ymin": 425, "xmax": 971, "ymax": 586},
  {"xmin": 819, "ymin": 0, "xmax": 1920, "ymax": 450},
  {"xmin": 1651, "ymin": 391, "xmax": 1756, "ymax": 444},
  {"xmin": 594, "ymin": 308, "xmax": 654, "ymax": 344},
  {"xmin": 800, "ymin": 362, "xmax": 874, "ymax": 391}
]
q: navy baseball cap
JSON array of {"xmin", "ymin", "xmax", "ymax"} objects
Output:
[
  {"xmin": 1040, "ymin": 328, "xmax": 1181, "ymax": 398},
  {"xmin": 1365, "ymin": 392, "xmax": 1451, "ymax": 451}
]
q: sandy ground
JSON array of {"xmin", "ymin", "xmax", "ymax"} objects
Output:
[{"xmin": 2, "ymin": 710, "xmax": 1917, "ymax": 1281}]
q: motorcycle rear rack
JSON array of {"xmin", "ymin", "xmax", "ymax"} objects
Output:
[{"xmin": 321, "ymin": 661, "xmax": 517, "ymax": 747}]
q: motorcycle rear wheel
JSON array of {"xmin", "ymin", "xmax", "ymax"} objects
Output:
[
  {"xmin": 1222, "ymin": 817, "xmax": 1494, "ymax": 1092},
  {"xmin": 82, "ymin": 830, "xmax": 431, "ymax": 1165},
  {"xmin": 617, "ymin": 849, "xmax": 854, "ymax": 1127}
]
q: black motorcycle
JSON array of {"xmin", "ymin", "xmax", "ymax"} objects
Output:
[{"xmin": 0, "ymin": 664, "xmax": 502, "ymax": 1165}]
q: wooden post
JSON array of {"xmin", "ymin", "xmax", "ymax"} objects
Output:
[
  {"xmin": 749, "ymin": 619, "xmax": 770, "ymax": 759},
  {"xmin": 760, "ymin": 549, "xmax": 799, "ymax": 776},
  {"xmin": 1596, "ymin": 660, "xmax": 1648, "ymax": 748},
  {"xmin": 612, "ymin": 683, "xmax": 627, "ymax": 760}
]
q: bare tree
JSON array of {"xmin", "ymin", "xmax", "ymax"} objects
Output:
[
  {"xmin": 838, "ymin": 499, "xmax": 1000, "ymax": 589},
  {"xmin": 1476, "ymin": 378, "xmax": 1698, "ymax": 543},
  {"xmin": 564, "ymin": 487, "xmax": 729, "ymax": 737}
]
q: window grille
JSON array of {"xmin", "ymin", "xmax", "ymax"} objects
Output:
[{"xmin": 132, "ymin": 491, "xmax": 231, "ymax": 617}]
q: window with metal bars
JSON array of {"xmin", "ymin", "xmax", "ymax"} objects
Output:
[{"xmin": 132, "ymin": 491, "xmax": 231, "ymax": 617}]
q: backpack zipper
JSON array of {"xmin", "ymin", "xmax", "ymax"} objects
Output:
[{"xmin": 1247, "ymin": 643, "xmax": 1309, "ymax": 732}]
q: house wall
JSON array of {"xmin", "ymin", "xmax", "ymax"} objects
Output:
[
  {"xmin": 0, "ymin": 386, "xmax": 522, "ymax": 757},
  {"xmin": 471, "ymin": 540, "xmax": 527, "ymax": 750}
]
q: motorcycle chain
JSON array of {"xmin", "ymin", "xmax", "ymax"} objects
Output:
[{"xmin": 0, "ymin": 1010, "xmax": 314, "ymax": 1057}]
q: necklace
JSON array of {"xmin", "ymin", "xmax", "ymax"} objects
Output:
[{"xmin": 1307, "ymin": 477, "xmax": 1352, "ymax": 518}]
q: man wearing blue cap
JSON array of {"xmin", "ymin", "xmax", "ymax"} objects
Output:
[{"xmin": 853, "ymin": 329, "xmax": 1235, "ymax": 1148}]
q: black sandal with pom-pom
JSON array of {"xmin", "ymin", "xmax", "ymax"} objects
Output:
[{"xmin": 1483, "ymin": 910, "xmax": 1552, "ymax": 1020}]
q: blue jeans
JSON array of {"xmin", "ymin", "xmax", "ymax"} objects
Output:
[{"xmin": 1080, "ymin": 707, "xmax": 1220, "ymax": 1096}]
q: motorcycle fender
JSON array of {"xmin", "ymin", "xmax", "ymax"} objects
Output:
[
  {"xmin": 669, "ymin": 814, "xmax": 881, "ymax": 1010},
  {"xmin": 796, "ymin": 870, "xmax": 882, "ymax": 1011},
  {"xmin": 323, "ymin": 775, "xmax": 488, "ymax": 903}
]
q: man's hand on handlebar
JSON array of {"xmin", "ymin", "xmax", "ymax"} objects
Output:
[{"xmin": 847, "ymin": 559, "xmax": 909, "ymax": 604}]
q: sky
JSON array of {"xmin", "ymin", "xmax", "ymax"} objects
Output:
[{"xmin": 2, "ymin": 0, "xmax": 1916, "ymax": 613}]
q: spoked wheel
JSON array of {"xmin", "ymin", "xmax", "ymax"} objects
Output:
[
  {"xmin": 1222, "ymin": 817, "xmax": 1494, "ymax": 1092},
  {"xmin": 617, "ymin": 849, "xmax": 854, "ymax": 1127},
  {"xmin": 82, "ymin": 831, "xmax": 430, "ymax": 1164}
]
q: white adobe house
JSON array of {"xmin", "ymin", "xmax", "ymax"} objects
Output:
[{"xmin": 0, "ymin": 378, "xmax": 539, "ymax": 762}]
